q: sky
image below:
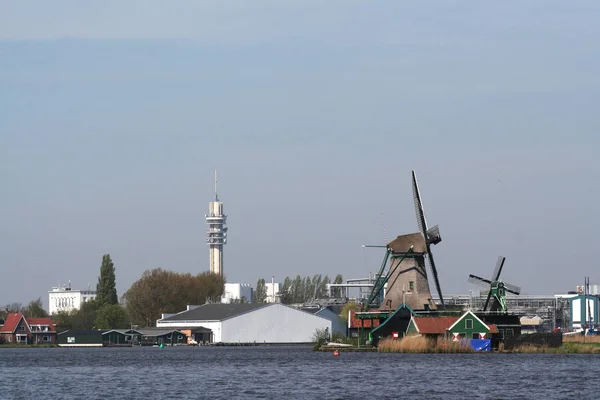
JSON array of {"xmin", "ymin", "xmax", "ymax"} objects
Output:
[{"xmin": 1, "ymin": 1, "xmax": 599, "ymax": 308}]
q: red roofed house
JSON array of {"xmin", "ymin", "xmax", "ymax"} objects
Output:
[
  {"xmin": 0, "ymin": 313, "xmax": 57, "ymax": 345},
  {"xmin": 406, "ymin": 310, "xmax": 498, "ymax": 341}
]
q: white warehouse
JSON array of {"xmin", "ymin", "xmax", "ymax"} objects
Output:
[{"xmin": 156, "ymin": 303, "xmax": 332, "ymax": 344}]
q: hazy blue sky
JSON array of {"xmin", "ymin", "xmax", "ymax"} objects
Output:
[{"xmin": 1, "ymin": 1, "xmax": 599, "ymax": 308}]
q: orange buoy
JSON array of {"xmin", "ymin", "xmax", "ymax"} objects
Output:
[{"xmin": 333, "ymin": 350, "xmax": 340, "ymax": 356}]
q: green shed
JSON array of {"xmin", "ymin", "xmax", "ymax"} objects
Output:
[
  {"xmin": 102, "ymin": 330, "xmax": 133, "ymax": 347},
  {"xmin": 447, "ymin": 311, "xmax": 498, "ymax": 340},
  {"xmin": 126, "ymin": 328, "xmax": 187, "ymax": 346},
  {"xmin": 57, "ymin": 330, "xmax": 107, "ymax": 347}
]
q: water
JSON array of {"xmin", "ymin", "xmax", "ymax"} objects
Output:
[{"xmin": 0, "ymin": 346, "xmax": 599, "ymax": 399}]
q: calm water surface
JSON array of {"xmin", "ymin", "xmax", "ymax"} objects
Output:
[{"xmin": 0, "ymin": 346, "xmax": 599, "ymax": 399}]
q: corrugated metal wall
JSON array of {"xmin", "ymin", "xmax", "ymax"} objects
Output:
[{"xmin": 221, "ymin": 304, "xmax": 331, "ymax": 343}]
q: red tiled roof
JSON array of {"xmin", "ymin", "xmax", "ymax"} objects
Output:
[
  {"xmin": 0, "ymin": 313, "xmax": 23, "ymax": 333},
  {"xmin": 28, "ymin": 318, "xmax": 56, "ymax": 333},
  {"xmin": 412, "ymin": 316, "xmax": 460, "ymax": 334}
]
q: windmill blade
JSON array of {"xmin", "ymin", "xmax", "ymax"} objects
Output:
[
  {"xmin": 491, "ymin": 256, "xmax": 506, "ymax": 281},
  {"xmin": 412, "ymin": 170, "xmax": 428, "ymax": 237},
  {"xmin": 482, "ymin": 288, "xmax": 493, "ymax": 312},
  {"xmin": 426, "ymin": 246, "xmax": 445, "ymax": 309},
  {"xmin": 504, "ymin": 282, "xmax": 522, "ymax": 295},
  {"xmin": 468, "ymin": 274, "xmax": 492, "ymax": 288}
]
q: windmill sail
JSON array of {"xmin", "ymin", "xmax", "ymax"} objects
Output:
[{"xmin": 412, "ymin": 170, "xmax": 444, "ymax": 309}]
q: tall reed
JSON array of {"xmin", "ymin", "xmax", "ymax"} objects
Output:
[{"xmin": 378, "ymin": 335, "xmax": 473, "ymax": 353}]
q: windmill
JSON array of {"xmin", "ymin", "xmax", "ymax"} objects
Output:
[
  {"xmin": 412, "ymin": 170, "xmax": 445, "ymax": 310},
  {"xmin": 371, "ymin": 171, "xmax": 444, "ymax": 312},
  {"xmin": 468, "ymin": 256, "xmax": 522, "ymax": 313}
]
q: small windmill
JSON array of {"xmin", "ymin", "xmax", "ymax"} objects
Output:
[
  {"xmin": 468, "ymin": 256, "xmax": 522, "ymax": 313},
  {"xmin": 412, "ymin": 170, "xmax": 445, "ymax": 309}
]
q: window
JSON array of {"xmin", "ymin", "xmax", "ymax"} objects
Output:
[
  {"xmin": 465, "ymin": 319, "xmax": 473, "ymax": 330},
  {"xmin": 409, "ymin": 281, "xmax": 414, "ymax": 291},
  {"xmin": 18, "ymin": 326, "xmax": 25, "ymax": 332},
  {"xmin": 42, "ymin": 336, "xmax": 50, "ymax": 342}
]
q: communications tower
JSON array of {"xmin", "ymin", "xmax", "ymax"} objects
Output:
[{"xmin": 205, "ymin": 170, "xmax": 227, "ymax": 277}]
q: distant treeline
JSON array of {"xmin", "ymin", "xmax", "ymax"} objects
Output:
[{"xmin": 256, "ymin": 274, "xmax": 343, "ymax": 304}]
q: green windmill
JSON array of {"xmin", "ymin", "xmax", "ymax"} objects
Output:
[{"xmin": 468, "ymin": 256, "xmax": 522, "ymax": 313}]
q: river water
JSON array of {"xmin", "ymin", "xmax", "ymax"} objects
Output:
[{"xmin": 0, "ymin": 346, "xmax": 598, "ymax": 399}]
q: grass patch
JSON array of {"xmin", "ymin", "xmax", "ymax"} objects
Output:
[
  {"xmin": 500, "ymin": 341, "xmax": 600, "ymax": 354},
  {"xmin": 0, "ymin": 344, "xmax": 58, "ymax": 348}
]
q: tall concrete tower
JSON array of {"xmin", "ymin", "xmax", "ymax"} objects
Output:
[{"xmin": 205, "ymin": 170, "xmax": 227, "ymax": 277}]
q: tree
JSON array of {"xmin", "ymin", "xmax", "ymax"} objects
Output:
[
  {"xmin": 52, "ymin": 311, "xmax": 73, "ymax": 332},
  {"xmin": 123, "ymin": 269, "xmax": 225, "ymax": 327},
  {"xmin": 255, "ymin": 279, "xmax": 267, "ymax": 303},
  {"xmin": 331, "ymin": 274, "xmax": 344, "ymax": 298},
  {"xmin": 317, "ymin": 275, "xmax": 330, "ymax": 298},
  {"xmin": 96, "ymin": 254, "xmax": 118, "ymax": 307},
  {"xmin": 24, "ymin": 298, "xmax": 49, "ymax": 318},
  {"xmin": 290, "ymin": 275, "xmax": 302, "ymax": 303},
  {"xmin": 70, "ymin": 300, "xmax": 99, "ymax": 330},
  {"xmin": 95, "ymin": 304, "xmax": 129, "ymax": 329},
  {"xmin": 339, "ymin": 301, "xmax": 361, "ymax": 322},
  {"xmin": 5, "ymin": 302, "xmax": 24, "ymax": 313},
  {"xmin": 279, "ymin": 277, "xmax": 292, "ymax": 304}
]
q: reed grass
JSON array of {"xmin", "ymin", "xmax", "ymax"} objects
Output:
[
  {"xmin": 378, "ymin": 335, "xmax": 473, "ymax": 353},
  {"xmin": 499, "ymin": 341, "xmax": 600, "ymax": 354},
  {"xmin": 378, "ymin": 335, "xmax": 600, "ymax": 354},
  {"xmin": 563, "ymin": 335, "xmax": 600, "ymax": 344}
]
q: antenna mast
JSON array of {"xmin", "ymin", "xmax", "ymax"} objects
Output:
[{"xmin": 214, "ymin": 169, "xmax": 219, "ymax": 202}]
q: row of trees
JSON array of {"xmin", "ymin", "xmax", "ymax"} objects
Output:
[
  {"xmin": 123, "ymin": 268, "xmax": 225, "ymax": 326},
  {"xmin": 255, "ymin": 274, "xmax": 344, "ymax": 304},
  {"xmin": 1, "ymin": 254, "xmax": 226, "ymax": 331},
  {"xmin": 51, "ymin": 255, "xmax": 225, "ymax": 330},
  {"xmin": 2, "ymin": 298, "xmax": 50, "ymax": 319}
]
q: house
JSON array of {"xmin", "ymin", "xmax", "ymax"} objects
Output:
[
  {"xmin": 406, "ymin": 310, "xmax": 498, "ymax": 341},
  {"xmin": 0, "ymin": 313, "xmax": 56, "ymax": 345},
  {"xmin": 155, "ymin": 303, "xmax": 332, "ymax": 344}
]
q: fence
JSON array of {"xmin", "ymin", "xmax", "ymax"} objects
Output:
[{"xmin": 503, "ymin": 332, "xmax": 563, "ymax": 350}]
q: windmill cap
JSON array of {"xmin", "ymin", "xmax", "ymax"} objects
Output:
[{"xmin": 387, "ymin": 232, "xmax": 427, "ymax": 254}]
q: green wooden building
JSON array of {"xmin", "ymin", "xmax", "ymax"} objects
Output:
[
  {"xmin": 57, "ymin": 330, "xmax": 133, "ymax": 347},
  {"xmin": 126, "ymin": 328, "xmax": 187, "ymax": 346},
  {"xmin": 57, "ymin": 330, "xmax": 107, "ymax": 347}
]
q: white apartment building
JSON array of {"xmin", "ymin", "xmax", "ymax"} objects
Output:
[{"xmin": 48, "ymin": 283, "xmax": 97, "ymax": 315}]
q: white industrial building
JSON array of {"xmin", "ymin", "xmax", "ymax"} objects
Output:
[
  {"xmin": 48, "ymin": 283, "xmax": 97, "ymax": 315},
  {"xmin": 264, "ymin": 282, "xmax": 281, "ymax": 303},
  {"xmin": 156, "ymin": 303, "xmax": 332, "ymax": 343},
  {"xmin": 221, "ymin": 283, "xmax": 253, "ymax": 304}
]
